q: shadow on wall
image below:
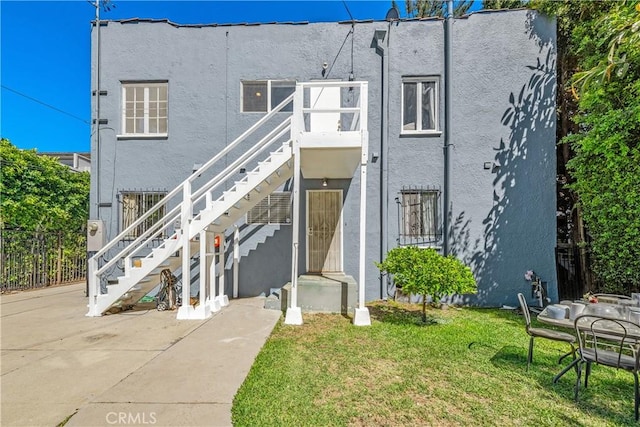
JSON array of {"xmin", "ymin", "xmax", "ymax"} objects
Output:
[
  {"xmin": 451, "ymin": 12, "xmax": 557, "ymax": 306},
  {"xmin": 229, "ymin": 223, "xmax": 293, "ymax": 297}
]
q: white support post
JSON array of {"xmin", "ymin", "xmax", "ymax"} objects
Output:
[
  {"xmin": 216, "ymin": 232, "xmax": 229, "ymax": 307},
  {"xmin": 177, "ymin": 181, "xmax": 195, "ymax": 319},
  {"xmin": 233, "ymin": 225, "xmax": 239, "ymax": 299},
  {"xmin": 206, "ymin": 190, "xmax": 212, "ymax": 210},
  {"xmin": 208, "ymin": 230, "xmax": 220, "ymax": 312},
  {"xmin": 285, "ymin": 83, "xmax": 303, "ymax": 325},
  {"xmin": 86, "ymin": 257, "xmax": 99, "ymax": 316},
  {"xmin": 354, "ymin": 130, "xmax": 371, "ymax": 326},
  {"xmin": 190, "ymin": 230, "xmax": 211, "ymax": 319}
]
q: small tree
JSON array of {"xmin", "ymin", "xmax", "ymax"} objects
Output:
[{"xmin": 376, "ymin": 246, "xmax": 477, "ymax": 322}]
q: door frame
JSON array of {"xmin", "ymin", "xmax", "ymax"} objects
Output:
[{"xmin": 305, "ymin": 189, "xmax": 344, "ymax": 273}]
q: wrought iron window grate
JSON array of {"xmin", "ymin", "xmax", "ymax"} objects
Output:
[
  {"xmin": 247, "ymin": 192, "xmax": 292, "ymax": 225},
  {"xmin": 118, "ymin": 190, "xmax": 167, "ymax": 240},
  {"xmin": 396, "ymin": 186, "xmax": 441, "ymax": 246}
]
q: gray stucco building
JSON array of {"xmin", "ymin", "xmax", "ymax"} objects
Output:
[{"xmin": 87, "ymin": 8, "xmax": 557, "ymax": 321}]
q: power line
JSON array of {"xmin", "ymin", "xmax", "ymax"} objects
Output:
[
  {"xmin": 1, "ymin": 84, "xmax": 90, "ymax": 125},
  {"xmin": 342, "ymin": 0, "xmax": 356, "ymax": 22},
  {"xmin": 323, "ymin": 27, "xmax": 353, "ymax": 80}
]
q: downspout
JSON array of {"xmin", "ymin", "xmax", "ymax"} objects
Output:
[
  {"xmin": 94, "ymin": 1, "xmax": 101, "ymax": 215},
  {"xmin": 443, "ymin": 0, "xmax": 453, "ymax": 255},
  {"xmin": 374, "ymin": 28, "xmax": 389, "ymax": 300}
]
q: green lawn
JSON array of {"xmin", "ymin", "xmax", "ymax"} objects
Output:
[{"xmin": 232, "ymin": 301, "xmax": 636, "ymax": 426}]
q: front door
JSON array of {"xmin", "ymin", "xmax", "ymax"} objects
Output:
[{"xmin": 307, "ymin": 190, "xmax": 342, "ymax": 273}]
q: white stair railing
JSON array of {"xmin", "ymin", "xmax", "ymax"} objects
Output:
[
  {"xmin": 87, "ymin": 80, "xmax": 369, "ymax": 317},
  {"xmin": 87, "ymin": 94, "xmax": 295, "ymax": 315}
]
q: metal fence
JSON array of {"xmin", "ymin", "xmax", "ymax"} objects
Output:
[
  {"xmin": 556, "ymin": 243, "xmax": 596, "ymax": 301},
  {"xmin": 0, "ymin": 229, "xmax": 86, "ymax": 292}
]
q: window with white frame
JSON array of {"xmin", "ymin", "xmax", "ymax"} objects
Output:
[
  {"xmin": 401, "ymin": 77, "xmax": 439, "ymax": 134},
  {"xmin": 247, "ymin": 192, "xmax": 292, "ymax": 225},
  {"xmin": 119, "ymin": 191, "xmax": 167, "ymax": 239},
  {"xmin": 121, "ymin": 82, "xmax": 168, "ymax": 136},
  {"xmin": 397, "ymin": 187, "xmax": 440, "ymax": 245},
  {"xmin": 241, "ymin": 80, "xmax": 295, "ymax": 113}
]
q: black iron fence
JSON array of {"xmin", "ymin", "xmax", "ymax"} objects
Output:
[
  {"xmin": 556, "ymin": 243, "xmax": 596, "ymax": 301},
  {"xmin": 0, "ymin": 229, "xmax": 86, "ymax": 292}
]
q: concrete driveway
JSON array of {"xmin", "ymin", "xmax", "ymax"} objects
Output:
[{"xmin": 1, "ymin": 283, "xmax": 281, "ymax": 426}]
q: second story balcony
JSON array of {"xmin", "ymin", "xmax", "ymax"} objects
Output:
[{"xmin": 293, "ymin": 81, "xmax": 368, "ymax": 180}]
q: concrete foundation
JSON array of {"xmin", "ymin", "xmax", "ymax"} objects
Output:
[{"xmin": 280, "ymin": 274, "xmax": 357, "ymax": 315}]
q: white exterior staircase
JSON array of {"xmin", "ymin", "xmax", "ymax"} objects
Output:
[
  {"xmin": 87, "ymin": 96, "xmax": 295, "ymax": 317},
  {"xmin": 88, "ymin": 80, "xmax": 370, "ymax": 325}
]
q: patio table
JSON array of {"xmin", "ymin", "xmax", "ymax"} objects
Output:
[{"xmin": 538, "ymin": 304, "xmax": 640, "ymax": 383}]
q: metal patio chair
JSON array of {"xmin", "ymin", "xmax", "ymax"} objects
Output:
[
  {"xmin": 517, "ymin": 293, "xmax": 576, "ymax": 371},
  {"xmin": 573, "ymin": 314, "xmax": 640, "ymax": 421}
]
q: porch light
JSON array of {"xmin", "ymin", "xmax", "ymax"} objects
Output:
[{"xmin": 322, "ymin": 178, "xmax": 328, "ymax": 187}]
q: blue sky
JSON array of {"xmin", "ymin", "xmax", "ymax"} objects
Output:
[{"xmin": 1, "ymin": 1, "xmax": 480, "ymax": 153}]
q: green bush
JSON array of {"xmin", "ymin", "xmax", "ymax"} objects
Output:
[{"xmin": 376, "ymin": 246, "xmax": 477, "ymax": 321}]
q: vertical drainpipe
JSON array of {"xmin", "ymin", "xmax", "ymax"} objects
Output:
[
  {"xmin": 93, "ymin": 1, "xmax": 101, "ymax": 215},
  {"xmin": 443, "ymin": 0, "xmax": 453, "ymax": 256},
  {"xmin": 374, "ymin": 28, "xmax": 389, "ymax": 300}
]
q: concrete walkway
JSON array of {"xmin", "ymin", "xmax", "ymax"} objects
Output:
[{"xmin": 1, "ymin": 283, "xmax": 281, "ymax": 426}]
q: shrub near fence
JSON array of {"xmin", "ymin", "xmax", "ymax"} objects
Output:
[{"xmin": 0, "ymin": 229, "xmax": 86, "ymax": 292}]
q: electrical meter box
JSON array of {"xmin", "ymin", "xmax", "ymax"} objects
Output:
[{"xmin": 87, "ymin": 219, "xmax": 106, "ymax": 252}]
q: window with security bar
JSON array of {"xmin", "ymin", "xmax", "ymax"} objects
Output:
[
  {"xmin": 397, "ymin": 187, "xmax": 441, "ymax": 245},
  {"xmin": 247, "ymin": 192, "xmax": 292, "ymax": 225},
  {"xmin": 119, "ymin": 191, "xmax": 167, "ymax": 239}
]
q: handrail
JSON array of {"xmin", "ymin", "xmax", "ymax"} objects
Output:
[
  {"xmin": 92, "ymin": 189, "xmax": 178, "ymax": 261},
  {"xmin": 299, "ymin": 81, "xmax": 367, "ymax": 132},
  {"xmin": 187, "ymin": 94, "xmax": 294, "ymax": 185},
  {"xmin": 89, "ymin": 93, "xmax": 295, "ymax": 297},
  {"xmin": 301, "ymin": 81, "xmax": 366, "ymax": 88},
  {"xmin": 191, "ymin": 117, "xmax": 291, "ymax": 204},
  {"xmin": 95, "ymin": 206, "xmax": 181, "ymax": 277},
  {"xmin": 91, "ymin": 93, "xmax": 294, "ymax": 262},
  {"xmin": 89, "ymin": 81, "xmax": 368, "ymax": 313},
  {"xmin": 193, "ymin": 128, "xmax": 290, "ymax": 206},
  {"xmin": 301, "ymin": 108, "xmax": 361, "ymax": 113}
]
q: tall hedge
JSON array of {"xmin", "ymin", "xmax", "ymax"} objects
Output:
[
  {"xmin": 561, "ymin": 2, "xmax": 640, "ymax": 292},
  {"xmin": 0, "ymin": 138, "xmax": 89, "ymax": 233}
]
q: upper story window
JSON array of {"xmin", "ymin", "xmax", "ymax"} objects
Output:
[
  {"xmin": 241, "ymin": 80, "xmax": 295, "ymax": 113},
  {"xmin": 121, "ymin": 82, "xmax": 168, "ymax": 136},
  {"xmin": 397, "ymin": 187, "xmax": 441, "ymax": 245},
  {"xmin": 401, "ymin": 77, "xmax": 439, "ymax": 135}
]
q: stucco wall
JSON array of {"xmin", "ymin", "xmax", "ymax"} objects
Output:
[
  {"xmin": 451, "ymin": 11, "xmax": 557, "ymax": 305},
  {"xmin": 91, "ymin": 9, "xmax": 556, "ymax": 307}
]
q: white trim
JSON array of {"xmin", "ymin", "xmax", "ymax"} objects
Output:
[
  {"xmin": 241, "ymin": 79, "xmax": 295, "ymax": 113},
  {"xmin": 400, "ymin": 130, "xmax": 443, "ymax": 137},
  {"xmin": 400, "ymin": 76, "xmax": 440, "ymax": 135},
  {"xmin": 121, "ymin": 82, "xmax": 168, "ymax": 137},
  {"xmin": 116, "ymin": 134, "xmax": 168, "ymax": 140},
  {"xmin": 284, "ymin": 306, "xmax": 303, "ymax": 325},
  {"xmin": 246, "ymin": 191, "xmax": 292, "ymax": 225},
  {"xmin": 305, "ymin": 189, "xmax": 343, "ymax": 273}
]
